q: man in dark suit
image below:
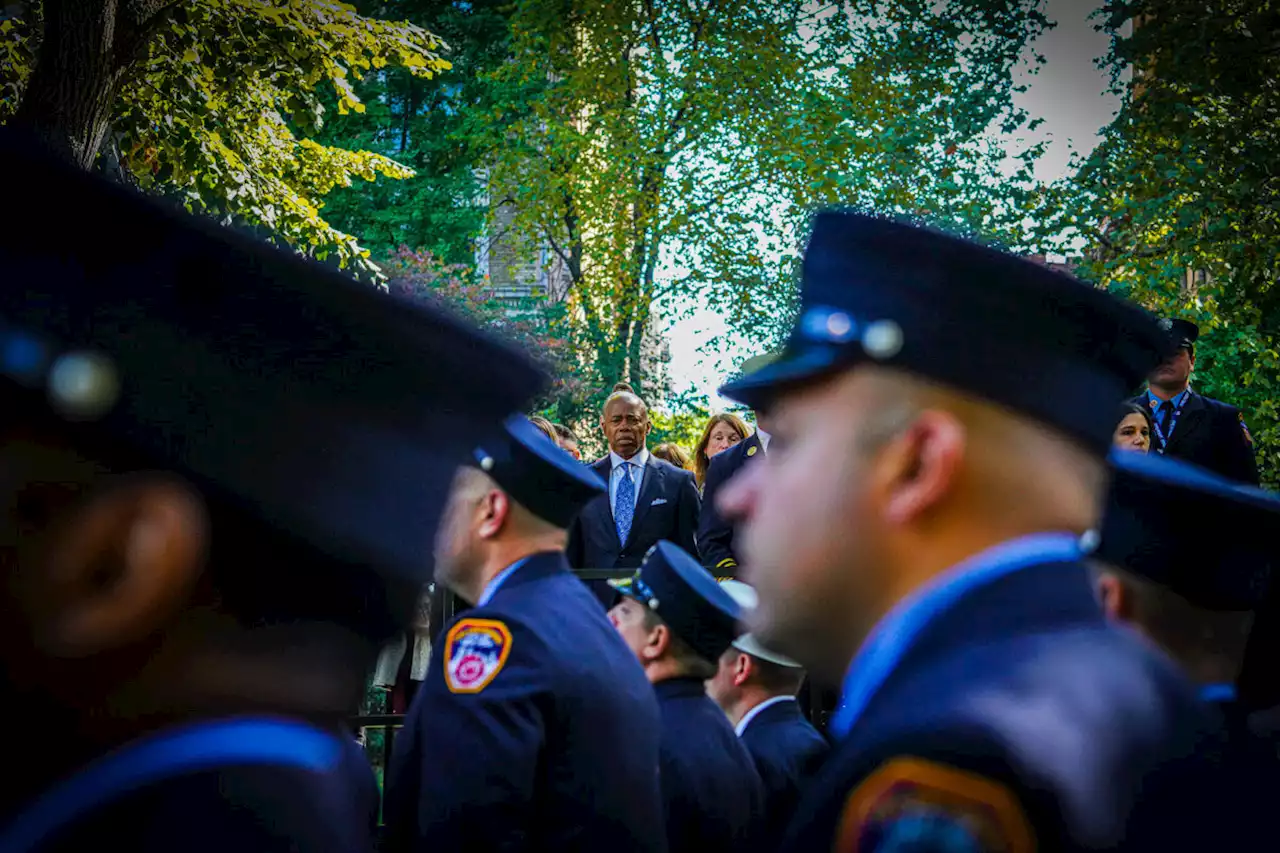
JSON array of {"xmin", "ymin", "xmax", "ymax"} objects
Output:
[
  {"xmin": 0, "ymin": 131, "xmax": 541, "ymax": 853},
  {"xmin": 715, "ymin": 211, "xmax": 1228, "ymax": 851},
  {"xmin": 567, "ymin": 384, "xmax": 699, "ymax": 606},
  {"xmin": 385, "ymin": 417, "xmax": 666, "ymax": 853},
  {"xmin": 708, "ymin": 580, "xmax": 829, "ymax": 851},
  {"xmin": 1132, "ymin": 318, "xmax": 1258, "ymax": 484},
  {"xmin": 608, "ymin": 542, "xmax": 764, "ymax": 853}
]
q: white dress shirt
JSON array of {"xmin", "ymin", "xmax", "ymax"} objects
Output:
[
  {"xmin": 734, "ymin": 695, "xmax": 795, "ymax": 737},
  {"xmin": 756, "ymin": 428, "xmax": 771, "ymax": 452},
  {"xmin": 608, "ymin": 447, "xmax": 649, "ymax": 513}
]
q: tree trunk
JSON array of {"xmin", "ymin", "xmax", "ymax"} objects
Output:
[
  {"xmin": 13, "ymin": 0, "xmax": 126, "ymax": 167},
  {"xmin": 13, "ymin": 0, "xmax": 172, "ymax": 168}
]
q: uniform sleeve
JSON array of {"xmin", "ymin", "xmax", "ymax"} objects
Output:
[
  {"xmin": 832, "ymin": 756, "xmax": 1036, "ymax": 853},
  {"xmin": 673, "ymin": 469, "xmax": 700, "ymax": 559},
  {"xmin": 697, "ymin": 451, "xmax": 737, "ymax": 572},
  {"xmin": 1222, "ymin": 405, "xmax": 1260, "ymax": 486},
  {"xmin": 565, "ymin": 514, "xmax": 586, "ymax": 568},
  {"xmin": 404, "ymin": 613, "xmax": 551, "ymax": 851}
]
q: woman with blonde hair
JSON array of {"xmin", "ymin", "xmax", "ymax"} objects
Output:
[
  {"xmin": 528, "ymin": 415, "xmax": 558, "ymax": 443},
  {"xmin": 652, "ymin": 442, "xmax": 692, "ymax": 471},
  {"xmin": 693, "ymin": 412, "xmax": 749, "ymax": 491}
]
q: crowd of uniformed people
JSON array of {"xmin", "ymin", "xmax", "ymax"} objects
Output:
[{"xmin": 2, "ymin": 124, "xmax": 1279, "ymax": 853}]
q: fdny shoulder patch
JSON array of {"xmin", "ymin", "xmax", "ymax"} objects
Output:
[
  {"xmin": 444, "ymin": 618, "xmax": 513, "ymax": 694},
  {"xmin": 1240, "ymin": 412, "xmax": 1253, "ymax": 446},
  {"xmin": 834, "ymin": 757, "xmax": 1034, "ymax": 853}
]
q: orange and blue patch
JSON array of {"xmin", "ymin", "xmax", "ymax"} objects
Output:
[
  {"xmin": 444, "ymin": 618, "xmax": 513, "ymax": 694},
  {"xmin": 834, "ymin": 757, "xmax": 1034, "ymax": 853}
]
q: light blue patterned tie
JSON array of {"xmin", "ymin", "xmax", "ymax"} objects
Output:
[{"xmin": 615, "ymin": 462, "xmax": 635, "ymax": 545}]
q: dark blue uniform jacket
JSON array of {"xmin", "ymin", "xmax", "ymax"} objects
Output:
[
  {"xmin": 1131, "ymin": 390, "xmax": 1258, "ymax": 484},
  {"xmin": 1, "ymin": 718, "xmax": 378, "ymax": 853},
  {"xmin": 384, "ymin": 551, "xmax": 667, "ymax": 853},
  {"xmin": 653, "ymin": 677, "xmax": 764, "ymax": 853},
  {"xmin": 778, "ymin": 539, "xmax": 1233, "ymax": 853},
  {"xmin": 738, "ymin": 697, "xmax": 828, "ymax": 850}
]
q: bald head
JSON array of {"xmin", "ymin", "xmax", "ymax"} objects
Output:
[
  {"xmin": 716, "ymin": 364, "xmax": 1106, "ymax": 679},
  {"xmin": 852, "ymin": 368, "xmax": 1105, "ymax": 532}
]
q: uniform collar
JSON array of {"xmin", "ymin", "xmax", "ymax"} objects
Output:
[
  {"xmin": 830, "ymin": 532, "xmax": 1083, "ymax": 740},
  {"xmin": 1146, "ymin": 386, "xmax": 1192, "ymax": 408},
  {"xmin": 610, "ymin": 447, "xmax": 649, "ymax": 470},
  {"xmin": 1200, "ymin": 683, "xmax": 1236, "ymax": 704},
  {"xmin": 476, "ymin": 557, "xmax": 529, "ymax": 607},
  {"xmin": 474, "ymin": 551, "xmax": 567, "ymax": 606},
  {"xmin": 755, "ymin": 429, "xmax": 771, "ymax": 452},
  {"xmin": 734, "ymin": 695, "xmax": 794, "ymax": 737},
  {"xmin": 653, "ymin": 676, "xmax": 710, "ymax": 700}
]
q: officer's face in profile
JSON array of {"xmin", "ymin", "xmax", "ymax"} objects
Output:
[
  {"xmin": 1149, "ymin": 346, "xmax": 1193, "ymax": 388},
  {"xmin": 718, "ymin": 369, "xmax": 926, "ymax": 678},
  {"xmin": 432, "ymin": 467, "xmax": 491, "ymax": 594},
  {"xmin": 607, "ymin": 596, "xmax": 661, "ymax": 663},
  {"xmin": 705, "ymin": 648, "xmax": 746, "ymax": 710}
]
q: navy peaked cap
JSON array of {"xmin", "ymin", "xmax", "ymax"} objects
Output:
[
  {"xmin": 610, "ymin": 541, "xmax": 744, "ymax": 663},
  {"xmin": 1088, "ymin": 451, "xmax": 1279, "ymax": 609},
  {"xmin": 0, "ymin": 129, "xmax": 546, "ymax": 582},
  {"xmin": 721, "ymin": 211, "xmax": 1168, "ymax": 454},
  {"xmin": 473, "ymin": 415, "xmax": 606, "ymax": 528},
  {"xmin": 1158, "ymin": 318, "xmax": 1200, "ymax": 352}
]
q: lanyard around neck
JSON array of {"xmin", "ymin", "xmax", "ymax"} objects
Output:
[{"xmin": 1149, "ymin": 389, "xmax": 1190, "ymax": 450}]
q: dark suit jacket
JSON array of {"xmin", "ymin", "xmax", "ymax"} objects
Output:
[
  {"xmin": 697, "ymin": 432, "xmax": 763, "ymax": 573},
  {"xmin": 1132, "ymin": 390, "xmax": 1258, "ymax": 484},
  {"xmin": 567, "ymin": 453, "xmax": 699, "ymax": 605}
]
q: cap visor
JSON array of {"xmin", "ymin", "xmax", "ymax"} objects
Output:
[
  {"xmin": 719, "ymin": 346, "xmax": 844, "ymax": 409},
  {"xmin": 607, "ymin": 577, "xmax": 637, "ymax": 595},
  {"xmin": 733, "ymin": 634, "xmax": 802, "ymax": 668}
]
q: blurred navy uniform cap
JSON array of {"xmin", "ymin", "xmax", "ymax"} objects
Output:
[
  {"xmin": 1159, "ymin": 317, "xmax": 1201, "ymax": 352},
  {"xmin": 721, "ymin": 211, "xmax": 1167, "ymax": 454},
  {"xmin": 1087, "ymin": 450, "xmax": 1277, "ymax": 610},
  {"xmin": 473, "ymin": 415, "xmax": 606, "ymax": 528},
  {"xmin": 611, "ymin": 540, "xmax": 744, "ymax": 664},
  {"xmin": 0, "ymin": 129, "xmax": 545, "ymax": 583}
]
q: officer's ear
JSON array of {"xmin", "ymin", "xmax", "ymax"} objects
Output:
[
  {"xmin": 733, "ymin": 652, "xmax": 752, "ymax": 687},
  {"xmin": 878, "ymin": 409, "xmax": 964, "ymax": 525},
  {"xmin": 28, "ymin": 474, "xmax": 208, "ymax": 658},
  {"xmin": 476, "ymin": 489, "xmax": 511, "ymax": 540},
  {"xmin": 643, "ymin": 621, "xmax": 671, "ymax": 664},
  {"xmin": 1093, "ymin": 571, "xmax": 1135, "ymax": 624}
]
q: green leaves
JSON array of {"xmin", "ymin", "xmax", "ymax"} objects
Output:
[
  {"xmin": 2, "ymin": 0, "xmax": 449, "ymax": 282},
  {"xmin": 1033, "ymin": 0, "xmax": 1280, "ymax": 484}
]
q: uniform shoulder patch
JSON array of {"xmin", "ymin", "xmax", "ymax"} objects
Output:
[
  {"xmin": 834, "ymin": 757, "xmax": 1034, "ymax": 853},
  {"xmin": 1239, "ymin": 412, "xmax": 1254, "ymax": 445},
  {"xmin": 444, "ymin": 618, "xmax": 513, "ymax": 694}
]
